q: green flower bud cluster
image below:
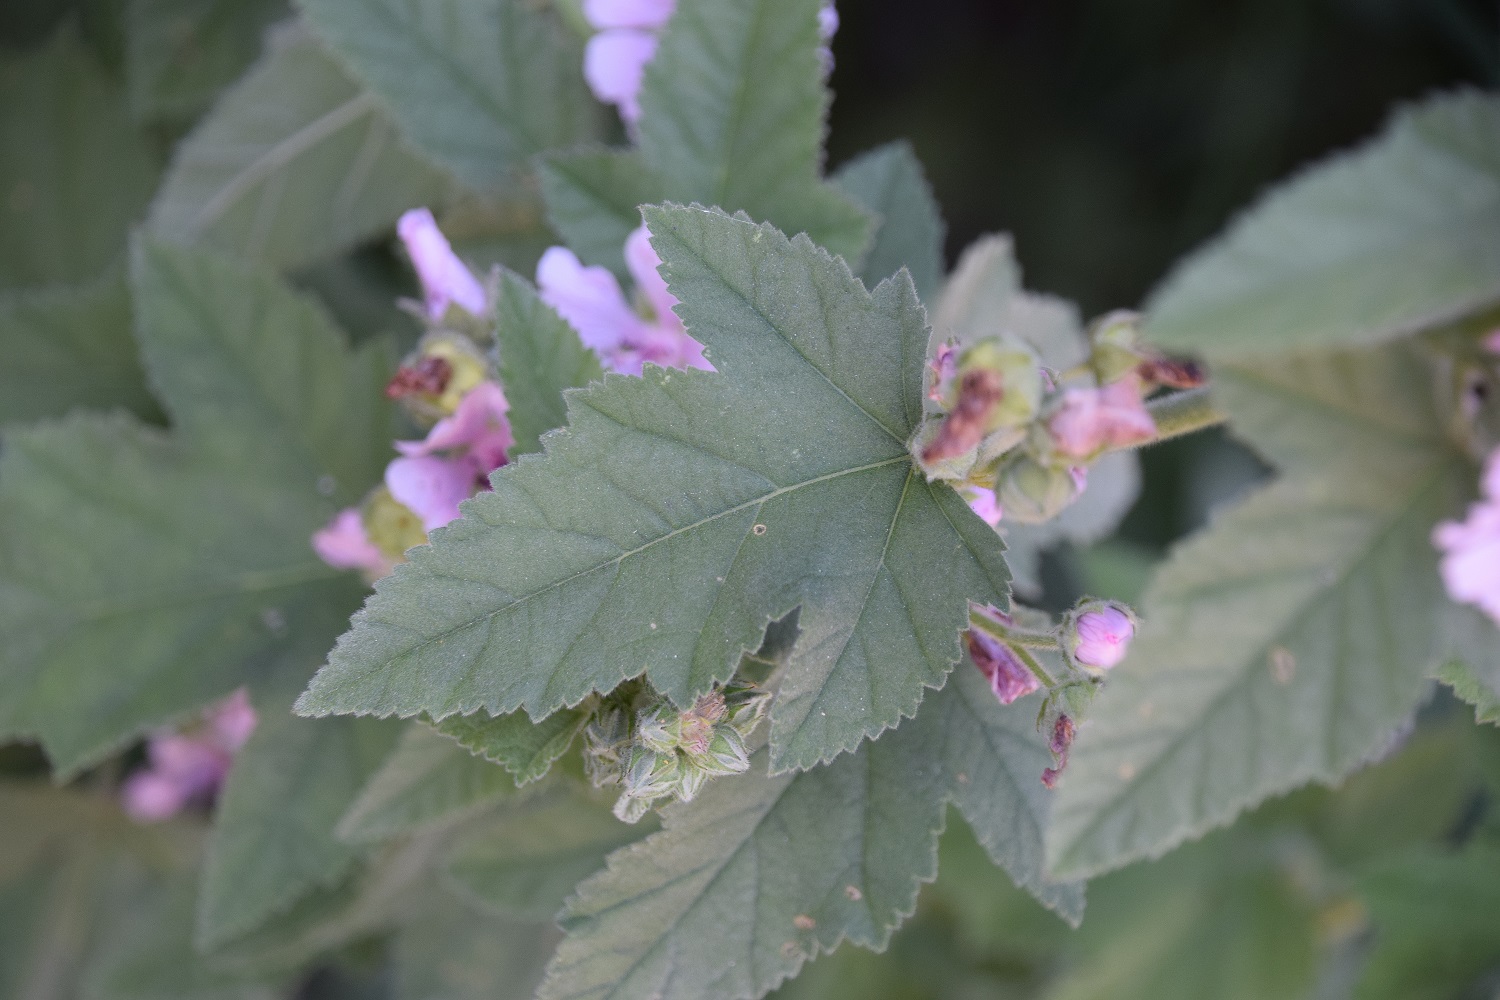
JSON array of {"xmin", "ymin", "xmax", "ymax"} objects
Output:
[{"xmin": 582, "ymin": 682, "xmax": 770, "ymax": 823}]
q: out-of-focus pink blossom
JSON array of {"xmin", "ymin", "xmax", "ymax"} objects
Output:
[
  {"xmin": 959, "ymin": 485, "xmax": 1002, "ymax": 527},
  {"xmin": 1484, "ymin": 328, "xmax": 1500, "ymax": 354},
  {"xmin": 1434, "ymin": 450, "xmax": 1500, "ymax": 625},
  {"xmin": 1072, "ymin": 605, "xmax": 1135, "ymax": 670},
  {"xmin": 122, "ymin": 691, "xmax": 258, "ymax": 823},
  {"xmin": 537, "ymin": 227, "xmax": 709, "ymax": 375},
  {"xmin": 1048, "ymin": 376, "xmax": 1156, "ymax": 459},
  {"xmin": 966, "ymin": 629, "xmax": 1040, "ymax": 705},
  {"xmin": 312, "ymin": 508, "xmax": 391, "ymax": 578},
  {"xmin": 397, "ymin": 208, "xmax": 487, "ymax": 319},
  {"xmin": 386, "ymin": 381, "xmax": 513, "ymax": 532}
]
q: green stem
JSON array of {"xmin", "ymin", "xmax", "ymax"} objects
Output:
[
  {"xmin": 966, "ymin": 608, "xmax": 1060, "ymax": 686},
  {"xmin": 1131, "ymin": 387, "xmax": 1226, "ymax": 447}
]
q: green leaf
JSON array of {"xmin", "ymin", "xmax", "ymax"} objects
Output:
[
  {"xmin": 297, "ymin": 206, "xmax": 1009, "ymax": 773},
  {"xmin": 538, "ymin": 150, "xmax": 666, "ymax": 279},
  {"xmin": 148, "ymin": 27, "xmax": 454, "ymax": 270},
  {"xmin": 833, "ymin": 142, "xmax": 945, "ymax": 303},
  {"xmin": 124, "ymin": 0, "xmax": 289, "ymax": 122},
  {"xmin": 393, "ymin": 895, "xmax": 560, "ymax": 1000},
  {"xmin": 433, "ymin": 706, "xmax": 589, "ymax": 786},
  {"xmin": 1042, "ymin": 831, "xmax": 1320, "ymax": 1000},
  {"xmin": 636, "ymin": 0, "xmax": 870, "ymax": 262},
  {"xmin": 443, "ymin": 788, "xmax": 648, "ymax": 921},
  {"xmin": 0, "ymin": 239, "xmax": 395, "ymax": 775},
  {"xmin": 1048, "ymin": 342, "xmax": 1472, "ymax": 879},
  {"xmin": 537, "ymin": 670, "xmax": 1079, "ymax": 1000},
  {"xmin": 0, "ymin": 272, "xmax": 161, "ymax": 425},
  {"xmin": 1144, "ymin": 89, "xmax": 1500, "ymax": 356},
  {"xmin": 298, "ymin": 0, "xmax": 600, "ymax": 190},
  {"xmin": 198, "ymin": 685, "xmax": 400, "ymax": 948},
  {"xmin": 493, "ymin": 269, "xmax": 603, "ymax": 459},
  {"xmin": 1356, "ymin": 838, "xmax": 1500, "ymax": 1000},
  {"xmin": 0, "ymin": 25, "xmax": 160, "ymax": 289},
  {"xmin": 1438, "ymin": 604, "xmax": 1500, "ymax": 725},
  {"xmin": 337, "ymin": 723, "xmax": 525, "ymax": 845}
]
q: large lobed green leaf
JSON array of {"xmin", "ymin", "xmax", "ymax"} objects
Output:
[
  {"xmin": 124, "ymin": 0, "xmax": 290, "ymax": 123},
  {"xmin": 537, "ymin": 668, "xmax": 1080, "ymax": 1000},
  {"xmin": 0, "ymin": 238, "xmax": 396, "ymax": 775},
  {"xmin": 0, "ymin": 25, "xmax": 161, "ymax": 290},
  {"xmin": 1048, "ymin": 343, "xmax": 1475, "ymax": 879},
  {"xmin": 149, "ymin": 27, "xmax": 454, "ymax": 270},
  {"xmin": 297, "ymin": 205, "xmax": 1009, "ymax": 773},
  {"xmin": 1144, "ymin": 89, "xmax": 1500, "ymax": 356},
  {"xmin": 0, "ymin": 272, "xmax": 161, "ymax": 426},
  {"xmin": 298, "ymin": 0, "xmax": 600, "ymax": 190}
]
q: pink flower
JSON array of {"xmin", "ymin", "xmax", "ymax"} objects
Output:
[
  {"xmin": 121, "ymin": 690, "xmax": 258, "ymax": 823},
  {"xmin": 1485, "ymin": 328, "xmax": 1500, "ymax": 354},
  {"xmin": 1048, "ymin": 376, "xmax": 1157, "ymax": 459},
  {"xmin": 966, "ymin": 629, "xmax": 1040, "ymax": 705},
  {"xmin": 1434, "ymin": 450, "xmax": 1500, "ymax": 625},
  {"xmin": 388, "ymin": 381, "xmax": 513, "ymax": 532},
  {"xmin": 312, "ymin": 508, "xmax": 392, "ymax": 578},
  {"xmin": 397, "ymin": 208, "xmax": 487, "ymax": 320},
  {"xmin": 537, "ymin": 226, "xmax": 710, "ymax": 375},
  {"xmin": 1071, "ymin": 605, "xmax": 1135, "ymax": 670},
  {"xmin": 959, "ymin": 485, "xmax": 1002, "ymax": 527},
  {"xmin": 582, "ymin": 0, "xmax": 674, "ymax": 125}
]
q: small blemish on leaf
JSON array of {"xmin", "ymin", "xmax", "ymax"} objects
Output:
[
  {"xmin": 780, "ymin": 941, "xmax": 800, "ymax": 959},
  {"xmin": 260, "ymin": 608, "xmax": 288, "ymax": 636},
  {"xmin": 844, "ymin": 885, "xmax": 862, "ymax": 901},
  {"xmin": 792, "ymin": 914, "xmax": 815, "ymax": 931},
  {"xmin": 649, "ymin": 622, "xmax": 657, "ymax": 630},
  {"xmin": 316, "ymin": 475, "xmax": 337, "ymax": 496},
  {"xmin": 752, "ymin": 523, "xmax": 767, "ymax": 535},
  {"xmin": 955, "ymin": 772, "xmax": 968, "ymax": 784},
  {"xmin": 1269, "ymin": 646, "xmax": 1296, "ymax": 684},
  {"xmin": 1117, "ymin": 762, "xmax": 1136, "ymax": 781}
]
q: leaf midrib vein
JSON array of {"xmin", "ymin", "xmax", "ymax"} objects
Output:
[{"xmin": 389, "ymin": 456, "xmax": 908, "ymax": 659}]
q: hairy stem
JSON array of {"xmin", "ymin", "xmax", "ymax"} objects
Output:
[{"xmin": 1137, "ymin": 387, "xmax": 1226, "ymax": 446}]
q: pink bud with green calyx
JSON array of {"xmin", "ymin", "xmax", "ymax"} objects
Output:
[
  {"xmin": 916, "ymin": 338, "xmax": 1040, "ymax": 478},
  {"xmin": 1046, "ymin": 375, "xmax": 1157, "ymax": 462},
  {"xmin": 1064, "ymin": 600, "xmax": 1137, "ymax": 673},
  {"xmin": 387, "ymin": 333, "xmax": 490, "ymax": 420},
  {"xmin": 1087, "ymin": 310, "xmax": 1146, "ymax": 386}
]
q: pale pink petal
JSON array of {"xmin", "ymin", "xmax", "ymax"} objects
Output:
[
  {"xmin": 385, "ymin": 455, "xmax": 474, "ymax": 532},
  {"xmin": 1484, "ymin": 449, "xmax": 1500, "ymax": 500},
  {"xmin": 584, "ymin": 29, "xmax": 658, "ymax": 124},
  {"xmin": 631, "ymin": 320, "xmax": 712, "ymax": 372},
  {"xmin": 122, "ymin": 771, "xmax": 189, "ymax": 822},
  {"xmin": 396, "ymin": 381, "xmax": 512, "ymax": 476},
  {"xmin": 584, "ymin": 0, "xmax": 675, "ymax": 30},
  {"xmin": 313, "ymin": 508, "xmax": 390, "ymax": 576},
  {"xmin": 397, "ymin": 208, "xmax": 487, "ymax": 319},
  {"xmin": 537, "ymin": 246, "xmax": 640, "ymax": 356},
  {"xmin": 1484, "ymin": 329, "xmax": 1500, "ymax": 355},
  {"xmin": 1049, "ymin": 377, "xmax": 1156, "ymax": 459},
  {"xmin": 960, "ymin": 485, "xmax": 1003, "ymax": 527},
  {"xmin": 624, "ymin": 225, "xmax": 680, "ymax": 327},
  {"xmin": 206, "ymin": 690, "xmax": 258, "ymax": 753},
  {"xmin": 1435, "ymin": 452, "xmax": 1500, "ymax": 624},
  {"xmin": 818, "ymin": 4, "xmax": 839, "ymax": 40},
  {"xmin": 1073, "ymin": 606, "xmax": 1134, "ymax": 669},
  {"xmin": 967, "ymin": 630, "xmax": 1039, "ymax": 705},
  {"xmin": 148, "ymin": 734, "xmax": 229, "ymax": 797}
]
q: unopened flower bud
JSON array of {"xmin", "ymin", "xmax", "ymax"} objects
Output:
[
  {"xmin": 722, "ymin": 682, "xmax": 770, "ymax": 735},
  {"xmin": 696, "ymin": 727, "xmax": 751, "ymax": 776},
  {"xmin": 1046, "ymin": 376, "xmax": 1157, "ymax": 461},
  {"xmin": 917, "ymin": 340, "xmax": 1041, "ymax": 476},
  {"xmin": 634, "ymin": 705, "xmax": 676, "ymax": 754},
  {"xmin": 1087, "ymin": 311, "xmax": 1145, "ymax": 386},
  {"xmin": 392, "ymin": 333, "xmax": 489, "ymax": 418},
  {"xmin": 361, "ymin": 486, "xmax": 429, "ymax": 565},
  {"xmin": 996, "ymin": 457, "xmax": 1082, "ymax": 524},
  {"xmin": 966, "ymin": 630, "xmax": 1041, "ymax": 705},
  {"xmin": 622, "ymin": 746, "xmax": 681, "ymax": 802},
  {"xmin": 1065, "ymin": 601, "xmax": 1137, "ymax": 672}
]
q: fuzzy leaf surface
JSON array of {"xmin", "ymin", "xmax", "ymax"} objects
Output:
[
  {"xmin": 0, "ymin": 273, "xmax": 161, "ymax": 426},
  {"xmin": 493, "ymin": 269, "xmax": 603, "ymax": 459},
  {"xmin": 149, "ymin": 29, "xmax": 453, "ymax": 270},
  {"xmin": 198, "ymin": 675, "xmax": 401, "ymax": 950},
  {"xmin": 298, "ymin": 206, "xmax": 1009, "ymax": 773},
  {"xmin": 1048, "ymin": 343, "xmax": 1472, "ymax": 878},
  {"xmin": 635, "ymin": 0, "xmax": 869, "ymax": 262},
  {"xmin": 124, "ymin": 0, "xmax": 289, "ymax": 122},
  {"xmin": 337, "ymin": 724, "xmax": 525, "ymax": 845},
  {"xmin": 0, "ymin": 26, "xmax": 160, "ymax": 289},
  {"xmin": 433, "ymin": 707, "xmax": 589, "ymax": 787},
  {"xmin": 537, "ymin": 670, "xmax": 1079, "ymax": 1000},
  {"xmin": 299, "ymin": 0, "xmax": 599, "ymax": 189},
  {"xmin": 1144, "ymin": 90, "xmax": 1500, "ymax": 355},
  {"xmin": 0, "ymin": 240, "xmax": 395, "ymax": 775},
  {"xmin": 444, "ymin": 789, "xmax": 647, "ymax": 921},
  {"xmin": 538, "ymin": 150, "xmax": 665, "ymax": 279},
  {"xmin": 833, "ymin": 142, "xmax": 945, "ymax": 303},
  {"xmin": 1438, "ymin": 604, "xmax": 1500, "ymax": 726}
]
